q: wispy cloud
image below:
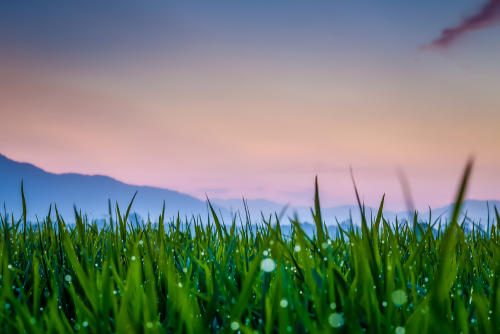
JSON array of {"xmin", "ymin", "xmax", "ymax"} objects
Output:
[{"xmin": 423, "ymin": 0, "xmax": 500, "ymax": 49}]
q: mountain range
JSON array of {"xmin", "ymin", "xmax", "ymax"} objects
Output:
[
  {"xmin": 212, "ymin": 197, "xmax": 500, "ymax": 228},
  {"xmin": 1, "ymin": 153, "xmax": 498, "ymax": 227}
]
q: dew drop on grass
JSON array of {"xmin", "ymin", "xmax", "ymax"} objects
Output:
[
  {"xmin": 391, "ymin": 290, "xmax": 408, "ymax": 307},
  {"xmin": 146, "ymin": 322, "xmax": 153, "ymax": 328},
  {"xmin": 294, "ymin": 245, "xmax": 301, "ymax": 252},
  {"xmin": 131, "ymin": 256, "xmax": 136, "ymax": 261},
  {"xmin": 261, "ymin": 258, "xmax": 276, "ymax": 272},
  {"xmin": 395, "ymin": 327, "xmax": 405, "ymax": 334},
  {"xmin": 230, "ymin": 321, "xmax": 239, "ymax": 330},
  {"xmin": 65, "ymin": 275, "xmax": 72, "ymax": 282},
  {"xmin": 328, "ymin": 313, "xmax": 344, "ymax": 328},
  {"xmin": 82, "ymin": 321, "xmax": 89, "ymax": 328},
  {"xmin": 280, "ymin": 299, "xmax": 288, "ymax": 308},
  {"xmin": 330, "ymin": 303, "xmax": 336, "ymax": 310}
]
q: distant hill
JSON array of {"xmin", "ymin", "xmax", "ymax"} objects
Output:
[
  {"xmin": 1, "ymin": 154, "xmax": 498, "ymax": 227},
  {"xmin": 425, "ymin": 200, "xmax": 500, "ymax": 228},
  {"xmin": 212, "ymin": 198, "xmax": 397, "ymax": 225},
  {"xmin": 0, "ymin": 153, "xmax": 219, "ymax": 222},
  {"xmin": 214, "ymin": 197, "xmax": 500, "ymax": 228}
]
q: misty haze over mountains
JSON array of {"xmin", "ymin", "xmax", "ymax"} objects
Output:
[{"xmin": 1, "ymin": 153, "xmax": 498, "ymax": 227}]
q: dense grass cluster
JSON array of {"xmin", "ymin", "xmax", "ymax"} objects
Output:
[{"xmin": 1, "ymin": 166, "xmax": 500, "ymax": 333}]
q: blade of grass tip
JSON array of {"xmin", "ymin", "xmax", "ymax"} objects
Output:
[
  {"xmin": 313, "ymin": 176, "xmax": 325, "ymax": 247},
  {"xmin": 277, "ymin": 203, "xmax": 289, "ymax": 222},
  {"xmin": 371, "ymin": 194, "xmax": 385, "ymax": 267},
  {"xmin": 374, "ymin": 194, "xmax": 385, "ymax": 232},
  {"xmin": 21, "ymin": 180, "xmax": 27, "ymax": 241},
  {"xmin": 487, "ymin": 201, "xmax": 490, "ymax": 236},
  {"xmin": 116, "ymin": 202, "xmax": 126, "ymax": 243},
  {"xmin": 158, "ymin": 200, "xmax": 166, "ymax": 237},
  {"xmin": 494, "ymin": 206, "xmax": 500, "ymax": 229},
  {"xmin": 206, "ymin": 196, "xmax": 224, "ymax": 241},
  {"xmin": 350, "ymin": 166, "xmax": 370, "ymax": 239},
  {"xmin": 108, "ymin": 198, "xmax": 114, "ymax": 230},
  {"xmin": 396, "ymin": 168, "xmax": 416, "ymax": 223},
  {"xmin": 350, "ymin": 166, "xmax": 367, "ymax": 226},
  {"xmin": 431, "ymin": 158, "xmax": 473, "ymax": 318},
  {"xmin": 243, "ymin": 197, "xmax": 251, "ymax": 225},
  {"xmin": 350, "ymin": 166, "xmax": 382, "ymax": 298},
  {"xmin": 123, "ymin": 191, "xmax": 138, "ymax": 225},
  {"xmin": 450, "ymin": 159, "xmax": 473, "ymax": 226}
]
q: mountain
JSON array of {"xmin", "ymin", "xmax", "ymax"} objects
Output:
[
  {"xmin": 0, "ymin": 153, "xmax": 219, "ymax": 222},
  {"xmin": 213, "ymin": 197, "xmax": 500, "ymax": 228},
  {"xmin": 426, "ymin": 200, "xmax": 500, "ymax": 227},
  {"xmin": 212, "ymin": 198, "xmax": 398, "ymax": 225},
  {"xmin": 1, "ymin": 153, "xmax": 498, "ymax": 227}
]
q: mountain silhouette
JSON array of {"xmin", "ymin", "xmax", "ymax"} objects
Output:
[
  {"xmin": 1, "ymin": 153, "xmax": 498, "ymax": 227},
  {"xmin": 213, "ymin": 197, "xmax": 500, "ymax": 228},
  {"xmin": 0, "ymin": 153, "xmax": 216, "ymax": 222}
]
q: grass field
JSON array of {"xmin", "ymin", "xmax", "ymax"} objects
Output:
[{"xmin": 1, "ymin": 162, "xmax": 499, "ymax": 333}]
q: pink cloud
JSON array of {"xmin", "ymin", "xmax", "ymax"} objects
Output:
[{"xmin": 424, "ymin": 0, "xmax": 500, "ymax": 49}]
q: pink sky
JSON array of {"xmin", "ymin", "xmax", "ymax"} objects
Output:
[{"xmin": 1, "ymin": 1, "xmax": 499, "ymax": 210}]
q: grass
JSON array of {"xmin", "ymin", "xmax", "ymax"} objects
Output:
[{"xmin": 1, "ymin": 161, "xmax": 500, "ymax": 333}]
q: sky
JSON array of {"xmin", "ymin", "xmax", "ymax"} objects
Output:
[{"xmin": 0, "ymin": 0, "xmax": 499, "ymax": 210}]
